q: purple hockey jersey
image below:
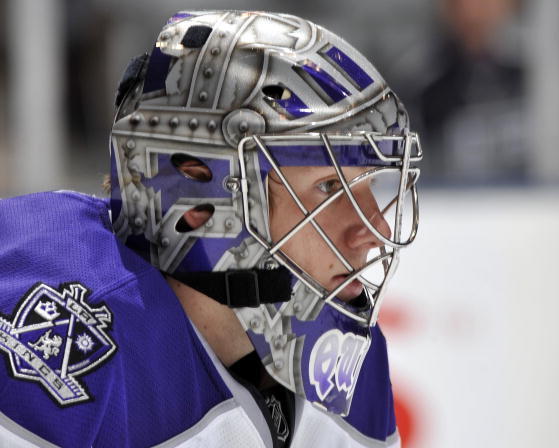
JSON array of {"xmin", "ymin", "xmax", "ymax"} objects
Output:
[{"xmin": 0, "ymin": 192, "xmax": 398, "ymax": 447}]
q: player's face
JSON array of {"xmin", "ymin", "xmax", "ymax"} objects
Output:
[{"xmin": 268, "ymin": 166, "xmax": 391, "ymax": 301}]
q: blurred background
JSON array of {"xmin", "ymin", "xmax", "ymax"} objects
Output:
[{"xmin": 1, "ymin": 0, "xmax": 558, "ymax": 446}]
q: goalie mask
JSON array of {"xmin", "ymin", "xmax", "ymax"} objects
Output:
[{"xmin": 110, "ymin": 10, "xmax": 422, "ymax": 415}]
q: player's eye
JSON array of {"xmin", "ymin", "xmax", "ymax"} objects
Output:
[{"xmin": 317, "ymin": 178, "xmax": 342, "ymax": 195}]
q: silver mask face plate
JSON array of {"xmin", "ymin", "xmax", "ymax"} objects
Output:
[{"xmin": 237, "ymin": 131, "xmax": 421, "ymax": 327}]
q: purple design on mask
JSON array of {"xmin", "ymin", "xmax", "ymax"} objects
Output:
[
  {"xmin": 116, "ymin": 151, "xmax": 243, "ymax": 274},
  {"xmin": 309, "ymin": 330, "xmax": 340, "ymax": 399},
  {"xmin": 255, "ymin": 143, "xmax": 392, "ymax": 184},
  {"xmin": 176, "ymin": 231, "xmax": 251, "ymax": 273},
  {"xmin": 309, "ymin": 329, "xmax": 369, "ymax": 401},
  {"xmin": 323, "ymin": 46, "xmax": 374, "ymax": 90},
  {"xmin": 267, "ymin": 90, "xmax": 312, "ymax": 119},
  {"xmin": 141, "ymin": 154, "xmax": 230, "ymax": 212},
  {"xmin": 299, "ymin": 63, "xmax": 350, "ymax": 103},
  {"xmin": 245, "ymin": 295, "xmax": 375, "ymax": 415},
  {"xmin": 335, "ymin": 333, "xmax": 369, "ymax": 395},
  {"xmin": 167, "ymin": 12, "xmax": 193, "ymax": 24},
  {"xmin": 143, "ymin": 47, "xmax": 172, "ymax": 94}
]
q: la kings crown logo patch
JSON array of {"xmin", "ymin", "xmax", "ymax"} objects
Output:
[{"xmin": 0, "ymin": 282, "xmax": 117, "ymax": 406}]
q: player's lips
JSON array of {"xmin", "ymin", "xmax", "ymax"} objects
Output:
[{"xmin": 331, "ymin": 274, "xmax": 363, "ymax": 299}]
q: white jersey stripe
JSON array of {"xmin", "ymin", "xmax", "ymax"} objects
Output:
[
  {"xmin": 291, "ymin": 398, "xmax": 401, "ymax": 448},
  {"xmin": 0, "ymin": 411, "xmax": 59, "ymax": 448}
]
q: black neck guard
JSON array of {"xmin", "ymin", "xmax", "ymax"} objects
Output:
[{"xmin": 172, "ymin": 267, "xmax": 292, "ymax": 308}]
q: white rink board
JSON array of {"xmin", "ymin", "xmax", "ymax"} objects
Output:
[{"xmin": 380, "ymin": 188, "xmax": 559, "ymax": 448}]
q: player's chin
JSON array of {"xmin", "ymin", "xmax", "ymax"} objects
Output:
[{"xmin": 330, "ymin": 275, "xmax": 364, "ymax": 302}]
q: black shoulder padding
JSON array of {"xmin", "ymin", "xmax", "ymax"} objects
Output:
[
  {"xmin": 115, "ymin": 53, "xmax": 149, "ymax": 107},
  {"xmin": 181, "ymin": 25, "xmax": 213, "ymax": 48}
]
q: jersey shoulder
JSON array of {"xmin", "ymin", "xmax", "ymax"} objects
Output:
[{"xmin": 0, "ymin": 192, "xmax": 233, "ymax": 447}]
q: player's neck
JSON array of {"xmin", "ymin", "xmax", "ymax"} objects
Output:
[{"xmin": 165, "ymin": 276, "xmax": 254, "ymax": 367}]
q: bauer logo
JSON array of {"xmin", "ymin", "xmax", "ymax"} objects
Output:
[
  {"xmin": 309, "ymin": 329, "xmax": 370, "ymax": 401},
  {"xmin": 0, "ymin": 282, "xmax": 117, "ymax": 406}
]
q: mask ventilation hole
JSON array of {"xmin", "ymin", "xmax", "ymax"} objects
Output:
[
  {"xmin": 175, "ymin": 204, "xmax": 215, "ymax": 232},
  {"xmin": 262, "ymin": 85, "xmax": 291, "ymax": 101},
  {"xmin": 181, "ymin": 25, "xmax": 213, "ymax": 48},
  {"xmin": 261, "ymin": 84, "xmax": 311, "ymax": 119},
  {"xmin": 171, "ymin": 153, "xmax": 212, "ymax": 182}
]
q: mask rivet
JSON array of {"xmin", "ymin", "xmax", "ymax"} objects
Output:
[
  {"xmin": 224, "ymin": 177, "xmax": 240, "ymax": 192},
  {"xmin": 238, "ymin": 121, "xmax": 249, "ymax": 132},
  {"xmin": 273, "ymin": 360, "xmax": 284, "ymax": 370},
  {"xmin": 239, "ymin": 250, "xmax": 249, "ymax": 259},
  {"xmin": 149, "ymin": 116, "xmax": 160, "ymax": 126},
  {"xmin": 129, "ymin": 114, "xmax": 142, "ymax": 125},
  {"xmin": 160, "ymin": 31, "xmax": 171, "ymax": 41},
  {"xmin": 198, "ymin": 91, "xmax": 208, "ymax": 102},
  {"xmin": 161, "ymin": 237, "xmax": 170, "ymax": 247},
  {"xmin": 207, "ymin": 120, "xmax": 217, "ymax": 132},
  {"xmin": 219, "ymin": 31, "xmax": 227, "ymax": 38},
  {"xmin": 210, "ymin": 47, "xmax": 221, "ymax": 56},
  {"xmin": 224, "ymin": 217, "xmax": 235, "ymax": 230},
  {"xmin": 169, "ymin": 116, "xmax": 180, "ymax": 128},
  {"xmin": 132, "ymin": 191, "xmax": 141, "ymax": 201},
  {"xmin": 205, "ymin": 218, "xmax": 214, "ymax": 228},
  {"xmin": 273, "ymin": 337, "xmax": 284, "ymax": 350},
  {"xmin": 203, "ymin": 67, "xmax": 213, "ymax": 78},
  {"xmin": 293, "ymin": 302, "xmax": 302, "ymax": 312},
  {"xmin": 125, "ymin": 139, "xmax": 136, "ymax": 150},
  {"xmin": 133, "ymin": 217, "xmax": 144, "ymax": 227},
  {"xmin": 249, "ymin": 318, "xmax": 260, "ymax": 329},
  {"xmin": 188, "ymin": 118, "xmax": 199, "ymax": 130}
]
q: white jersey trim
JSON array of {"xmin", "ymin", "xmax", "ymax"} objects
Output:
[
  {"xmin": 187, "ymin": 322, "xmax": 274, "ymax": 448},
  {"xmin": 0, "ymin": 411, "xmax": 59, "ymax": 448},
  {"xmin": 291, "ymin": 398, "xmax": 401, "ymax": 448}
]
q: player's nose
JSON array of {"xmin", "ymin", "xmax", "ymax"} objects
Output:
[
  {"xmin": 345, "ymin": 212, "xmax": 391, "ymax": 250},
  {"xmin": 343, "ymin": 183, "xmax": 392, "ymax": 250}
]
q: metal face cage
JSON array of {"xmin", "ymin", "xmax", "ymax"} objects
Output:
[{"xmin": 238, "ymin": 131, "xmax": 422, "ymax": 327}]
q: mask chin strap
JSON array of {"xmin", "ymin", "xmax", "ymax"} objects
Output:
[{"xmin": 172, "ymin": 267, "xmax": 292, "ymax": 308}]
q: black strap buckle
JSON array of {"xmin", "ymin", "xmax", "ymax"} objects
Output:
[{"xmin": 225, "ymin": 270, "xmax": 260, "ymax": 308}]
